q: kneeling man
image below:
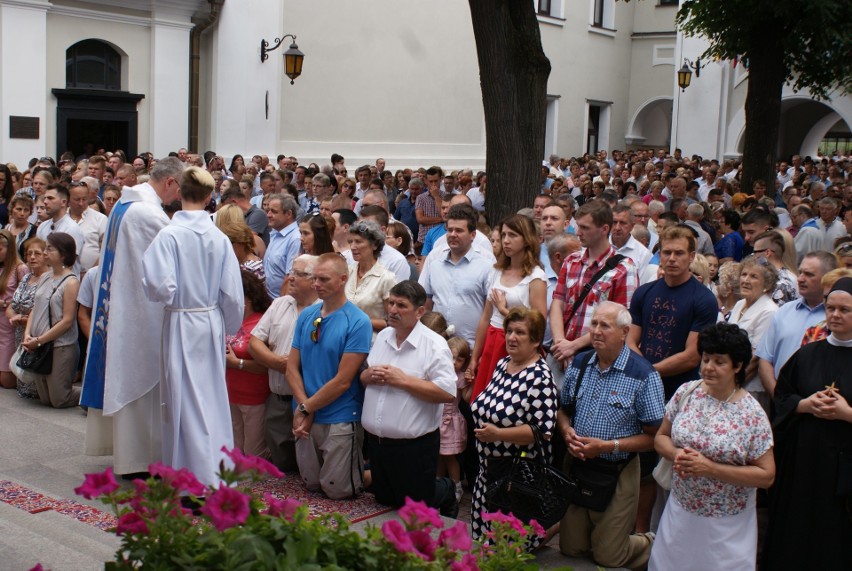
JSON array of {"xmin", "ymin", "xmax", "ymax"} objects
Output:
[
  {"xmin": 557, "ymin": 301, "xmax": 664, "ymax": 569},
  {"xmin": 361, "ymin": 281, "xmax": 458, "ymax": 517}
]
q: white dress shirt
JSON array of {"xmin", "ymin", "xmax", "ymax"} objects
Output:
[
  {"xmin": 75, "ymin": 208, "xmax": 108, "ymax": 272},
  {"xmin": 361, "ymin": 321, "xmax": 456, "ymax": 439},
  {"xmin": 251, "ymin": 295, "xmax": 320, "ymax": 395},
  {"xmin": 612, "ymin": 234, "xmax": 653, "ymax": 283}
]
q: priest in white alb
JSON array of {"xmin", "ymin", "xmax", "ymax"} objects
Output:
[
  {"xmin": 79, "ymin": 157, "xmax": 184, "ymax": 477},
  {"xmin": 142, "ymin": 166, "xmax": 244, "ymax": 487}
]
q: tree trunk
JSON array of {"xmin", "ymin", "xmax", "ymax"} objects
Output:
[
  {"xmin": 468, "ymin": 0, "xmax": 551, "ymax": 225},
  {"xmin": 740, "ymin": 27, "xmax": 786, "ymax": 195}
]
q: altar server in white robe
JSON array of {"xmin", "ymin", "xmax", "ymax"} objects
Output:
[
  {"xmin": 143, "ymin": 166, "xmax": 244, "ymax": 487},
  {"xmin": 80, "ymin": 157, "xmax": 183, "ymax": 476}
]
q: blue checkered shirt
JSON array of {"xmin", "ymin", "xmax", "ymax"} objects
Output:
[{"xmin": 560, "ymin": 345, "xmax": 665, "ymax": 461}]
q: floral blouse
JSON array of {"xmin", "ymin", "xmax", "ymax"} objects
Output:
[
  {"xmin": 9, "ymin": 271, "xmax": 37, "ymax": 347},
  {"xmin": 667, "ymin": 381, "xmax": 773, "ymax": 518}
]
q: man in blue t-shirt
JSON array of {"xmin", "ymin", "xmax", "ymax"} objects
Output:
[
  {"xmin": 287, "ymin": 253, "xmax": 373, "ymax": 499},
  {"xmin": 629, "ymin": 226, "xmax": 719, "ymax": 399}
]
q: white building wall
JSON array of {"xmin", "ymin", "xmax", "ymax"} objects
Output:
[{"xmin": 0, "ymin": 1, "xmax": 50, "ymax": 168}]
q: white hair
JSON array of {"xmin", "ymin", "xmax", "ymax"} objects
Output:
[{"xmin": 594, "ymin": 301, "xmax": 632, "ymax": 328}]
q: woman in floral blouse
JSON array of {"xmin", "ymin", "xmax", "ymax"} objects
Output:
[{"xmin": 649, "ymin": 323, "xmax": 775, "ymax": 571}]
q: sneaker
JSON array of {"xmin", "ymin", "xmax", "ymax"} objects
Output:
[{"xmin": 454, "ymin": 481, "xmax": 463, "ymax": 503}]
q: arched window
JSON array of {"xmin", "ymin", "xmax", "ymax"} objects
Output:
[{"xmin": 66, "ymin": 40, "xmax": 121, "ymax": 90}]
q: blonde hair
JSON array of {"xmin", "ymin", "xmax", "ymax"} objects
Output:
[
  {"xmin": 216, "ymin": 203, "xmax": 246, "ymax": 227},
  {"xmin": 420, "ymin": 311, "xmax": 450, "ymax": 338},
  {"xmin": 447, "ymin": 336, "xmax": 471, "ymax": 370},
  {"xmin": 179, "ymin": 166, "xmax": 215, "ymax": 202},
  {"xmin": 690, "ymin": 253, "xmax": 710, "ymax": 285}
]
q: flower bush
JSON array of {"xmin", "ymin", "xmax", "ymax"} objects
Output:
[{"xmin": 74, "ymin": 447, "xmax": 564, "ymax": 570}]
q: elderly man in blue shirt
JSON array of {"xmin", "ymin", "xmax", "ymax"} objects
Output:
[
  {"xmin": 263, "ymin": 194, "xmax": 302, "ymax": 299},
  {"xmin": 557, "ymin": 301, "xmax": 664, "ymax": 570}
]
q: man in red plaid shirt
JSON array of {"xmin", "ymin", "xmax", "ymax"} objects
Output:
[{"xmin": 550, "ymin": 200, "xmax": 638, "ymax": 368}]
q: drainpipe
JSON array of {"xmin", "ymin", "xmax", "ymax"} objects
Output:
[{"xmin": 189, "ymin": 0, "xmax": 223, "ymax": 153}]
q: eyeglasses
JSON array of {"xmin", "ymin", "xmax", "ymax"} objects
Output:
[
  {"xmin": 291, "ymin": 270, "xmax": 311, "ymax": 279},
  {"xmin": 836, "ymin": 243, "xmax": 852, "ymax": 256},
  {"xmin": 310, "ymin": 316, "xmax": 323, "ymax": 343}
]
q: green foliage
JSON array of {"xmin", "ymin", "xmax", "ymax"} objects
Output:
[{"xmin": 675, "ymin": 0, "xmax": 852, "ymax": 98}]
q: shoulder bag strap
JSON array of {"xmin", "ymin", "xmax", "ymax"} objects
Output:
[
  {"xmin": 46, "ymin": 274, "xmax": 74, "ymax": 330},
  {"xmin": 566, "ymin": 254, "xmax": 626, "ymax": 322},
  {"xmin": 567, "ymin": 351, "xmax": 595, "ymax": 424},
  {"xmin": 674, "ymin": 380, "xmax": 701, "ymax": 416}
]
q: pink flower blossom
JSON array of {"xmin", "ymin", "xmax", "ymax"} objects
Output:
[
  {"xmin": 199, "ymin": 484, "xmax": 251, "ymax": 531},
  {"xmin": 450, "ymin": 553, "xmax": 480, "ymax": 571},
  {"xmin": 264, "ymin": 494, "xmax": 301, "ymax": 521},
  {"xmin": 28, "ymin": 565, "xmax": 46, "ymax": 571},
  {"xmin": 438, "ymin": 521, "xmax": 472, "ymax": 551},
  {"xmin": 116, "ymin": 512, "xmax": 149, "ymax": 536},
  {"xmin": 221, "ymin": 446, "xmax": 284, "ymax": 478},
  {"xmin": 149, "ymin": 463, "xmax": 207, "ymax": 496},
  {"xmin": 398, "ymin": 497, "xmax": 443, "ymax": 530},
  {"xmin": 74, "ymin": 467, "xmax": 119, "ymax": 499},
  {"xmin": 528, "ymin": 519, "xmax": 545, "ymax": 537},
  {"xmin": 382, "ymin": 520, "xmax": 415, "ymax": 553},
  {"xmin": 482, "ymin": 510, "xmax": 527, "ymax": 536},
  {"xmin": 408, "ymin": 529, "xmax": 437, "ymax": 561}
]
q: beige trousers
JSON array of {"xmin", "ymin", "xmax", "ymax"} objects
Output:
[{"xmin": 560, "ymin": 455, "xmax": 654, "ymax": 569}]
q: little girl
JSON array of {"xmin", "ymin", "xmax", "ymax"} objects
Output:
[{"xmin": 441, "ymin": 336, "xmax": 471, "ymax": 502}]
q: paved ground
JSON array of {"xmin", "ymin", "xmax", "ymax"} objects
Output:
[{"xmin": 0, "ymin": 388, "xmax": 612, "ymax": 570}]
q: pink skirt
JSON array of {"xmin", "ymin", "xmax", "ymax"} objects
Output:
[{"xmin": 439, "ymin": 406, "xmax": 467, "ymax": 455}]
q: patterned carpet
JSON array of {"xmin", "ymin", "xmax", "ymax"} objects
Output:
[{"xmin": 0, "ymin": 474, "xmax": 392, "ymax": 532}]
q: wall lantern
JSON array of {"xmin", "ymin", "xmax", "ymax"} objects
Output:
[
  {"xmin": 677, "ymin": 58, "xmax": 702, "ymax": 92},
  {"xmin": 260, "ymin": 34, "xmax": 304, "ymax": 84}
]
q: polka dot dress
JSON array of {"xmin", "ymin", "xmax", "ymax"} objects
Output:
[{"xmin": 470, "ymin": 356, "xmax": 558, "ymax": 547}]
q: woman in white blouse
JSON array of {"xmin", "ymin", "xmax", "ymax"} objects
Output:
[
  {"xmin": 467, "ymin": 214, "xmax": 547, "ymax": 400},
  {"xmin": 345, "ymin": 220, "xmax": 397, "ymax": 340},
  {"xmin": 726, "ymin": 255, "xmax": 778, "ymax": 411}
]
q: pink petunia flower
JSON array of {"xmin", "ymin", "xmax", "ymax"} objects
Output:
[
  {"xmin": 450, "ymin": 553, "xmax": 480, "ymax": 571},
  {"xmin": 382, "ymin": 520, "xmax": 415, "ymax": 553},
  {"xmin": 482, "ymin": 510, "xmax": 527, "ymax": 536},
  {"xmin": 408, "ymin": 529, "xmax": 437, "ymax": 561},
  {"xmin": 398, "ymin": 497, "xmax": 444, "ymax": 530},
  {"xmin": 74, "ymin": 467, "xmax": 120, "ymax": 499},
  {"xmin": 221, "ymin": 447, "xmax": 284, "ymax": 478},
  {"xmin": 149, "ymin": 463, "xmax": 207, "ymax": 496},
  {"xmin": 116, "ymin": 512, "xmax": 149, "ymax": 536},
  {"xmin": 438, "ymin": 521, "xmax": 473, "ymax": 551},
  {"xmin": 264, "ymin": 494, "xmax": 301, "ymax": 521},
  {"xmin": 528, "ymin": 519, "xmax": 546, "ymax": 537},
  {"xmin": 28, "ymin": 565, "xmax": 46, "ymax": 571},
  {"xmin": 199, "ymin": 484, "xmax": 251, "ymax": 531}
]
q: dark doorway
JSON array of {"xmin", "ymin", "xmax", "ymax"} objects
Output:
[
  {"xmin": 52, "ymin": 89, "xmax": 144, "ymax": 159},
  {"xmin": 66, "ymin": 118, "xmax": 129, "ymax": 157}
]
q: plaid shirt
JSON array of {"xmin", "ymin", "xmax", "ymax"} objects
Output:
[
  {"xmin": 560, "ymin": 346, "xmax": 664, "ymax": 461},
  {"xmin": 552, "ymin": 246, "xmax": 638, "ymax": 341},
  {"xmin": 415, "ymin": 192, "xmax": 441, "ymax": 242}
]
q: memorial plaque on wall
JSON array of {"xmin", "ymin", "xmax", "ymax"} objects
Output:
[{"xmin": 9, "ymin": 116, "xmax": 39, "ymax": 139}]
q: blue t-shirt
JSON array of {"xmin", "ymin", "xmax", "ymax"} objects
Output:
[
  {"xmin": 420, "ymin": 224, "xmax": 448, "ymax": 257},
  {"xmin": 629, "ymin": 276, "xmax": 718, "ymax": 399},
  {"xmin": 292, "ymin": 301, "xmax": 372, "ymax": 424}
]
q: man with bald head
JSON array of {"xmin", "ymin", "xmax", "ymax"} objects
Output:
[{"xmin": 287, "ymin": 253, "xmax": 373, "ymax": 499}]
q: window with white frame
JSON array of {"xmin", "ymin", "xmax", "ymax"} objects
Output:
[
  {"xmin": 585, "ymin": 101, "xmax": 611, "ymax": 154},
  {"xmin": 590, "ymin": 0, "xmax": 615, "ymax": 29},
  {"xmin": 536, "ymin": 0, "xmax": 566, "ymax": 20}
]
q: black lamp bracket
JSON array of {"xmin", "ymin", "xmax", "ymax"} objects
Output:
[{"xmin": 260, "ymin": 34, "xmax": 297, "ymax": 63}]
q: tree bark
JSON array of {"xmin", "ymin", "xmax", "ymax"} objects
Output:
[
  {"xmin": 468, "ymin": 0, "xmax": 551, "ymax": 225},
  {"xmin": 740, "ymin": 27, "xmax": 786, "ymax": 195}
]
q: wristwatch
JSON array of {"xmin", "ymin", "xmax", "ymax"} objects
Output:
[
  {"xmin": 612, "ymin": 439, "xmax": 620, "ymax": 454},
  {"xmin": 297, "ymin": 402, "xmax": 310, "ymax": 415}
]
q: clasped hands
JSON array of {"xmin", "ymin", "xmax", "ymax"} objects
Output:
[
  {"xmin": 673, "ymin": 447, "xmax": 713, "ymax": 478},
  {"xmin": 563, "ymin": 425, "xmax": 607, "ymax": 460},
  {"xmin": 800, "ymin": 387, "xmax": 851, "ymax": 421},
  {"xmin": 363, "ymin": 364, "xmax": 405, "ymax": 387}
]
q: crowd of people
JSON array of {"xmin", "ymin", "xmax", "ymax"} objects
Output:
[{"xmin": 0, "ymin": 145, "xmax": 851, "ymax": 569}]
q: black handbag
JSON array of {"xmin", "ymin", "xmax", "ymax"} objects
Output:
[
  {"xmin": 484, "ymin": 424, "xmax": 576, "ymax": 529},
  {"xmin": 17, "ymin": 275, "xmax": 72, "ymax": 375},
  {"xmin": 569, "ymin": 456, "xmax": 632, "ymax": 512}
]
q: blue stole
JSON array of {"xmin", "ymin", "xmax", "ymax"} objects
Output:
[{"xmin": 79, "ymin": 199, "xmax": 132, "ymax": 409}]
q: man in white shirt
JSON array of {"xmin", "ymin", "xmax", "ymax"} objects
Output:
[
  {"xmin": 611, "ymin": 204, "xmax": 652, "ymax": 282},
  {"xmin": 36, "ymin": 185, "xmax": 85, "ymax": 274},
  {"xmin": 360, "ymin": 280, "xmax": 458, "ymax": 517},
  {"xmin": 420, "ymin": 204, "xmax": 491, "ymax": 347},
  {"xmin": 249, "ymin": 254, "xmax": 319, "ymax": 472},
  {"xmin": 68, "ymin": 182, "xmax": 107, "ymax": 274}
]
